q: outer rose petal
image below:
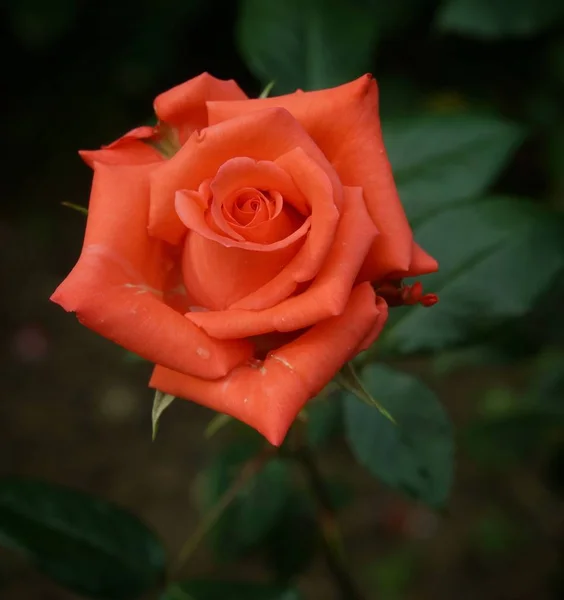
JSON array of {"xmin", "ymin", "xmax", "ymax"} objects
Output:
[
  {"xmin": 186, "ymin": 185, "xmax": 377, "ymax": 338},
  {"xmin": 151, "ymin": 282, "xmax": 385, "ymax": 445},
  {"xmin": 359, "ymin": 241, "xmax": 439, "ymax": 283},
  {"xmin": 50, "ymin": 162, "xmax": 253, "ymax": 379},
  {"xmin": 207, "ymin": 75, "xmax": 413, "ymax": 279},
  {"xmin": 149, "ymin": 107, "xmax": 341, "ymax": 245},
  {"xmin": 80, "ymin": 73, "xmax": 246, "ymax": 169},
  {"xmin": 80, "ymin": 126, "xmax": 163, "ymax": 168},
  {"xmin": 154, "ymin": 72, "xmax": 248, "ymax": 143},
  {"xmin": 355, "ymin": 296, "xmax": 389, "ymax": 353},
  {"xmin": 401, "ymin": 242, "xmax": 439, "ymax": 278}
]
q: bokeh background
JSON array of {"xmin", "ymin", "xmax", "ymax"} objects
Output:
[{"xmin": 1, "ymin": 0, "xmax": 564, "ymax": 598}]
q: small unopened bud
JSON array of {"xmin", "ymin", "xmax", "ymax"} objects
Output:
[
  {"xmin": 376, "ymin": 280, "xmax": 438, "ymax": 308},
  {"xmin": 401, "ymin": 281, "xmax": 423, "ymax": 305},
  {"xmin": 420, "ymin": 293, "xmax": 439, "ymax": 307},
  {"xmin": 376, "ymin": 281, "xmax": 403, "ymax": 306}
]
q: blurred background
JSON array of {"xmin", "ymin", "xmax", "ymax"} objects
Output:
[{"xmin": 1, "ymin": 0, "xmax": 564, "ymax": 598}]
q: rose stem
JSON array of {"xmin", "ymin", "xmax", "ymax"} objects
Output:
[
  {"xmin": 170, "ymin": 448, "xmax": 270, "ymax": 577},
  {"xmin": 293, "ymin": 431, "xmax": 368, "ymax": 600}
]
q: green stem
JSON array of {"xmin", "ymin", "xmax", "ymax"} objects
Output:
[
  {"xmin": 294, "ymin": 436, "xmax": 367, "ymax": 600},
  {"xmin": 171, "ymin": 450, "xmax": 269, "ymax": 576}
]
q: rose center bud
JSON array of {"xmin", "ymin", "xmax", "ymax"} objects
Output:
[
  {"xmin": 225, "ymin": 188, "xmax": 277, "ymax": 227},
  {"xmin": 176, "ymin": 158, "xmax": 314, "ymax": 311}
]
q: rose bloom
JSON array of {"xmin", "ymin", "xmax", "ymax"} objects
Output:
[{"xmin": 52, "ymin": 73, "xmax": 437, "ymax": 445}]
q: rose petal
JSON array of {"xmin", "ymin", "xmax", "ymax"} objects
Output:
[
  {"xmin": 354, "ymin": 296, "xmax": 389, "ymax": 353},
  {"xmin": 176, "ymin": 189, "xmax": 311, "ymax": 251},
  {"xmin": 231, "ymin": 191, "xmax": 270, "ymax": 226},
  {"xmin": 181, "ymin": 229, "xmax": 304, "ymax": 310},
  {"xmin": 154, "ymin": 72, "xmax": 248, "ymax": 143},
  {"xmin": 149, "ymin": 107, "xmax": 341, "ymax": 245},
  {"xmin": 51, "ymin": 163, "xmax": 253, "ymax": 378},
  {"xmin": 151, "ymin": 282, "xmax": 384, "ymax": 445},
  {"xmin": 233, "ymin": 204, "xmax": 304, "ymax": 244},
  {"xmin": 211, "ymin": 157, "xmax": 310, "ymax": 217},
  {"xmin": 186, "ymin": 185, "xmax": 377, "ymax": 338},
  {"xmin": 364, "ymin": 242, "xmax": 439, "ymax": 283},
  {"xmin": 229, "ymin": 147, "xmax": 341, "ymax": 311},
  {"xmin": 79, "ymin": 126, "xmax": 162, "ymax": 168},
  {"xmin": 402, "ymin": 242, "xmax": 439, "ymax": 277},
  {"xmin": 359, "ymin": 240, "xmax": 438, "ymax": 283},
  {"xmin": 207, "ymin": 75, "xmax": 413, "ymax": 278},
  {"xmin": 208, "ymin": 157, "xmax": 309, "ymax": 243}
]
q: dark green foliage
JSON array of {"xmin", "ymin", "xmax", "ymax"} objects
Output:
[
  {"xmin": 344, "ymin": 365, "xmax": 453, "ymax": 508},
  {"xmin": 162, "ymin": 580, "xmax": 302, "ymax": 600},
  {"xmin": 0, "ymin": 478, "xmax": 166, "ymax": 599}
]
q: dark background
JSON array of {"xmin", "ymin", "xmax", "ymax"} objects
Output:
[{"xmin": 1, "ymin": 1, "xmax": 564, "ymax": 598}]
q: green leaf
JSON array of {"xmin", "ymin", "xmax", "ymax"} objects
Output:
[
  {"xmin": 152, "ymin": 390, "xmax": 175, "ymax": 440},
  {"xmin": 237, "ymin": 0, "xmax": 378, "ymax": 93},
  {"xmin": 123, "ymin": 351, "xmax": 147, "ymax": 363},
  {"xmin": 0, "ymin": 478, "xmax": 166, "ymax": 600},
  {"xmin": 382, "ymin": 114, "xmax": 524, "ymax": 222},
  {"xmin": 61, "ymin": 201, "xmax": 88, "ymax": 216},
  {"xmin": 344, "ymin": 365, "xmax": 453, "ymax": 508},
  {"xmin": 259, "ymin": 80, "xmax": 276, "ymax": 98},
  {"xmin": 204, "ymin": 413, "xmax": 233, "ymax": 439},
  {"xmin": 381, "ymin": 197, "xmax": 564, "ymax": 354},
  {"xmin": 162, "ymin": 580, "xmax": 302, "ymax": 600},
  {"xmin": 205, "ymin": 444, "xmax": 291, "ymax": 559},
  {"xmin": 338, "ymin": 362, "xmax": 396, "ymax": 423},
  {"xmin": 436, "ymin": 0, "xmax": 564, "ymax": 39}
]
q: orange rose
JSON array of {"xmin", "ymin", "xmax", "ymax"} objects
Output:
[{"xmin": 52, "ymin": 73, "xmax": 437, "ymax": 445}]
